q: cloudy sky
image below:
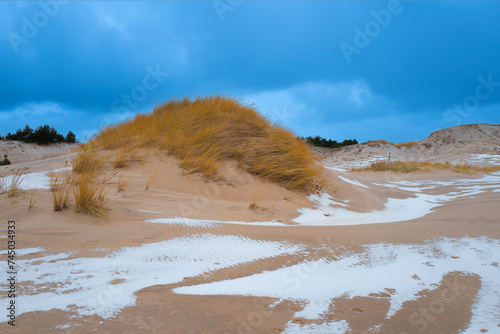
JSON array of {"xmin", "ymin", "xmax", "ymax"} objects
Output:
[{"xmin": 1, "ymin": 1, "xmax": 499, "ymax": 142}]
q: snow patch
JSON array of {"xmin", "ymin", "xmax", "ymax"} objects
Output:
[
  {"xmin": 136, "ymin": 210, "xmax": 163, "ymax": 214},
  {"xmin": 0, "ymin": 247, "xmax": 45, "ymax": 256},
  {"xmin": 338, "ymin": 175, "xmax": 369, "ymax": 188},
  {"xmin": 147, "ymin": 217, "xmax": 290, "ymax": 227},
  {"xmin": 0, "ymin": 167, "xmax": 71, "ymax": 190},
  {"xmin": 294, "ymin": 173, "xmax": 500, "ymax": 225},
  {"xmin": 0, "ymin": 234, "xmax": 302, "ymax": 320},
  {"xmin": 175, "ymin": 237, "xmax": 500, "ymax": 334}
]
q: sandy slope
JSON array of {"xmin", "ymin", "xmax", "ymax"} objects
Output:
[
  {"xmin": 0, "ymin": 125, "xmax": 499, "ymax": 334},
  {"xmin": 0, "ymin": 140, "xmax": 78, "ymax": 165},
  {"xmin": 321, "ymin": 123, "xmax": 500, "ymax": 168}
]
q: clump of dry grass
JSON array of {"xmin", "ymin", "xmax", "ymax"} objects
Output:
[
  {"xmin": 395, "ymin": 141, "xmax": 419, "ymax": 149},
  {"xmin": 144, "ymin": 170, "xmax": 159, "ymax": 191},
  {"xmin": 112, "ymin": 149, "xmax": 142, "ymax": 169},
  {"xmin": 249, "ymin": 194, "xmax": 261, "ymax": 211},
  {"xmin": 70, "ymin": 151, "xmax": 110, "ymax": 218},
  {"xmin": 117, "ymin": 173, "xmax": 129, "ymax": 192},
  {"xmin": 80, "ymin": 96, "xmax": 320, "ymax": 192},
  {"xmin": 72, "ymin": 147, "xmax": 107, "ymax": 175},
  {"xmin": 364, "ymin": 140, "xmax": 393, "ymax": 148},
  {"xmin": 354, "ymin": 161, "xmax": 430, "ymax": 173},
  {"xmin": 248, "ymin": 193, "xmax": 273, "ymax": 212},
  {"xmin": 354, "ymin": 161, "xmax": 500, "ymax": 174},
  {"xmin": 480, "ymin": 165, "xmax": 500, "ymax": 173},
  {"xmin": 451, "ymin": 164, "xmax": 478, "ymax": 174},
  {"xmin": 73, "ymin": 173, "xmax": 109, "ymax": 218},
  {"xmin": 365, "ymin": 140, "xmax": 419, "ymax": 149},
  {"xmin": 145, "ymin": 174, "xmax": 154, "ymax": 191},
  {"xmin": 0, "ymin": 167, "xmax": 28, "ymax": 197},
  {"xmin": 51, "ymin": 175, "xmax": 71, "ymax": 211},
  {"xmin": 29, "ymin": 190, "xmax": 45, "ymax": 210}
]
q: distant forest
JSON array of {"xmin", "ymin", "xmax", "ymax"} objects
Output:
[
  {"xmin": 302, "ymin": 136, "xmax": 358, "ymax": 148},
  {"xmin": 0, "ymin": 124, "xmax": 78, "ymax": 144}
]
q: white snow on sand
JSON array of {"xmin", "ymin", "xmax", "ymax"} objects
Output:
[
  {"xmin": 322, "ymin": 165, "xmax": 348, "ymax": 174},
  {"xmin": 147, "ymin": 217, "xmax": 290, "ymax": 227},
  {"xmin": 337, "ymin": 175, "xmax": 369, "ymax": 188},
  {"xmin": 174, "ymin": 237, "xmax": 500, "ymax": 334},
  {"xmin": 294, "ymin": 172, "xmax": 500, "ymax": 226},
  {"xmin": 294, "ymin": 192, "xmax": 447, "ymax": 226},
  {"xmin": 0, "ymin": 234, "xmax": 302, "ymax": 320},
  {"xmin": 0, "ymin": 167, "xmax": 71, "ymax": 191},
  {"xmin": 452, "ymin": 154, "xmax": 500, "ymax": 166},
  {"xmin": 0, "ymin": 247, "xmax": 45, "ymax": 256},
  {"xmin": 335, "ymin": 155, "xmax": 387, "ymax": 169},
  {"xmin": 148, "ymin": 173, "xmax": 500, "ymax": 228},
  {"xmin": 283, "ymin": 321, "xmax": 350, "ymax": 333},
  {"xmin": 136, "ymin": 209, "xmax": 163, "ymax": 214}
]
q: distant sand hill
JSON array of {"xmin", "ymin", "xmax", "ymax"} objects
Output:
[
  {"xmin": 320, "ymin": 123, "xmax": 500, "ymax": 168},
  {"xmin": 418, "ymin": 123, "xmax": 500, "ymax": 154}
]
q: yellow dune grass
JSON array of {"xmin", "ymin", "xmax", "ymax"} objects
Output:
[{"xmin": 77, "ymin": 96, "xmax": 320, "ymax": 192}]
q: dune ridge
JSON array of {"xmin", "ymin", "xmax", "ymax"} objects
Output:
[{"xmin": 80, "ymin": 96, "xmax": 320, "ymax": 192}]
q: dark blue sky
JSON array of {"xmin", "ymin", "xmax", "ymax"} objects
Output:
[{"xmin": 1, "ymin": 1, "xmax": 499, "ymax": 142}]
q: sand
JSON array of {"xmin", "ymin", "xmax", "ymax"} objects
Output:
[
  {"xmin": 0, "ymin": 140, "xmax": 78, "ymax": 165},
  {"xmin": 0, "ymin": 124, "xmax": 499, "ymax": 333},
  {"xmin": 320, "ymin": 123, "xmax": 500, "ymax": 169}
]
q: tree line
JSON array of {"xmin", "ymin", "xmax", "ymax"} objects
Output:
[
  {"xmin": 302, "ymin": 136, "xmax": 358, "ymax": 148},
  {"xmin": 0, "ymin": 124, "xmax": 78, "ymax": 144}
]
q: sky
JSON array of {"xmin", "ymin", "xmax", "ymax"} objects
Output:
[{"xmin": 1, "ymin": 1, "xmax": 499, "ymax": 143}]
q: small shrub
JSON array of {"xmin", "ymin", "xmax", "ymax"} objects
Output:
[{"xmin": 0, "ymin": 155, "xmax": 11, "ymax": 166}]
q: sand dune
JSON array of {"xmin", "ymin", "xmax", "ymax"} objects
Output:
[
  {"xmin": 0, "ymin": 123, "xmax": 499, "ymax": 333},
  {"xmin": 0, "ymin": 140, "xmax": 77, "ymax": 165},
  {"xmin": 321, "ymin": 123, "xmax": 500, "ymax": 169}
]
